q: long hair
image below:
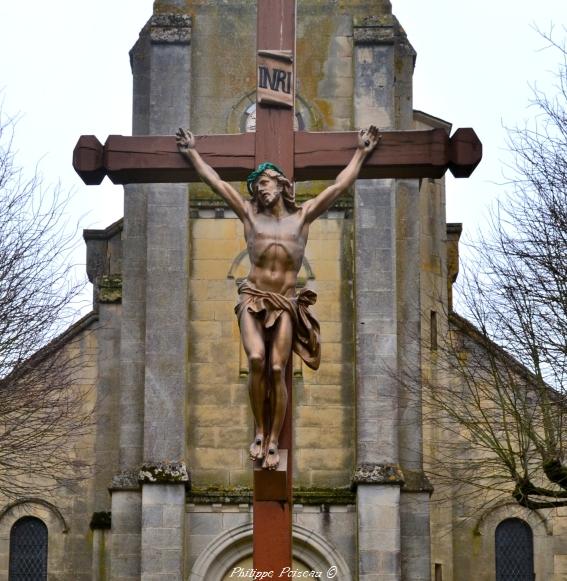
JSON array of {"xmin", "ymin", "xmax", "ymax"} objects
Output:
[{"xmin": 250, "ymin": 169, "xmax": 299, "ymax": 213}]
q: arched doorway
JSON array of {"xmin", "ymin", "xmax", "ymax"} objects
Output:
[
  {"xmin": 495, "ymin": 518, "xmax": 534, "ymax": 581},
  {"xmin": 189, "ymin": 522, "xmax": 352, "ymax": 580},
  {"xmin": 9, "ymin": 516, "xmax": 48, "ymax": 581}
]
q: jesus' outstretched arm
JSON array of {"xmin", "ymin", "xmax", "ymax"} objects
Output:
[
  {"xmin": 302, "ymin": 125, "xmax": 380, "ymax": 223},
  {"xmin": 176, "ymin": 128, "xmax": 247, "ymax": 221}
]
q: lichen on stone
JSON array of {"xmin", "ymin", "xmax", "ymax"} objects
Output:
[
  {"xmin": 97, "ymin": 274, "xmax": 122, "ymax": 303},
  {"xmin": 352, "ymin": 463, "xmax": 404, "ymax": 485},
  {"xmin": 138, "ymin": 461, "xmax": 190, "ymax": 484}
]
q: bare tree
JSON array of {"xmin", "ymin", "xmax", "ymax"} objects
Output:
[
  {"xmin": 420, "ymin": 31, "xmax": 567, "ymax": 511},
  {"xmin": 0, "ymin": 109, "xmax": 91, "ymax": 500}
]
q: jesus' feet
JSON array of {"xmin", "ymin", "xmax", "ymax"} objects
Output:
[
  {"xmin": 262, "ymin": 441, "xmax": 280, "ymax": 470},
  {"xmin": 249, "ymin": 435, "xmax": 264, "ymax": 461}
]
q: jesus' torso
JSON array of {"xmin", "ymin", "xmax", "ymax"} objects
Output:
[{"xmin": 242, "ymin": 202, "xmax": 309, "ymax": 297}]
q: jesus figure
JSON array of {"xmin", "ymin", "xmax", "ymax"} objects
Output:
[{"xmin": 176, "ymin": 126, "xmax": 380, "ymax": 469}]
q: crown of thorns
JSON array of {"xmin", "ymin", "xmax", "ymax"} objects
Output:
[{"xmin": 246, "ymin": 162, "xmax": 286, "ymax": 195}]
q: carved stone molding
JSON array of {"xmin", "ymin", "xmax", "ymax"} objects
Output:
[
  {"xmin": 150, "ymin": 13, "xmax": 192, "ymax": 44},
  {"xmin": 401, "ymin": 469, "xmax": 434, "ymax": 494},
  {"xmin": 353, "ymin": 15, "xmax": 395, "ymax": 45},
  {"xmin": 138, "ymin": 461, "xmax": 190, "ymax": 485},
  {"xmin": 97, "ymin": 274, "xmax": 122, "ymax": 303},
  {"xmin": 352, "ymin": 463, "xmax": 405, "ymax": 486},
  {"xmin": 110, "ymin": 470, "xmax": 140, "ymax": 491}
]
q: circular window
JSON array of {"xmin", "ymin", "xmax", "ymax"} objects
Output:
[{"xmin": 243, "ymin": 103, "xmax": 304, "ymax": 133}]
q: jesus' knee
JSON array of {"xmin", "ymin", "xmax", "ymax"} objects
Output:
[
  {"xmin": 270, "ymin": 362, "xmax": 287, "ymax": 383},
  {"xmin": 248, "ymin": 353, "xmax": 265, "ymax": 376}
]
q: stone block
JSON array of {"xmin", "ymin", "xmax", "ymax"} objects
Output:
[
  {"xmin": 193, "ymin": 447, "xmax": 245, "ymax": 470},
  {"xmin": 142, "ymin": 527, "xmax": 183, "ymax": 550},
  {"xmin": 192, "ymin": 404, "xmax": 246, "ymax": 428},
  {"xmin": 190, "ymin": 301, "xmax": 215, "ymax": 321},
  {"xmin": 111, "ymin": 551, "xmax": 142, "ymax": 577},
  {"xmin": 220, "ymin": 319, "xmax": 239, "ymax": 339},
  {"xmin": 207, "ymin": 280, "xmax": 237, "ymax": 301},
  {"xmin": 298, "ymin": 447, "xmax": 350, "ymax": 470},
  {"xmin": 335, "ymin": 35, "xmax": 353, "ymax": 58},
  {"xmin": 141, "ymin": 548, "xmax": 164, "ymax": 574},
  {"xmin": 192, "ymin": 219, "xmax": 238, "ymax": 240},
  {"xmin": 309, "ymin": 469, "xmax": 353, "ymax": 488},
  {"xmin": 190, "ymin": 468, "xmax": 230, "ymax": 488},
  {"xmin": 311, "ymin": 362, "xmax": 347, "ymax": 384},
  {"xmin": 190, "ymin": 382, "xmax": 231, "ymax": 406},
  {"xmin": 318, "ymin": 321, "xmax": 344, "ymax": 343},
  {"xmin": 297, "ymin": 406, "xmax": 343, "ymax": 428},
  {"xmin": 163, "ymin": 505, "xmax": 184, "ymax": 529},
  {"xmin": 309, "ymin": 384, "xmax": 351, "ymax": 406},
  {"xmin": 227, "ymin": 468, "xmax": 253, "ymax": 488},
  {"xmin": 191, "ymin": 259, "xmax": 231, "ymax": 280},
  {"xmin": 311, "ymin": 259, "xmax": 341, "ymax": 281},
  {"xmin": 187, "ymin": 533, "xmax": 217, "ymax": 557},
  {"xmin": 314, "ymin": 300, "xmax": 341, "ymax": 322},
  {"xmin": 190, "ymin": 321, "xmax": 223, "ymax": 340},
  {"xmin": 216, "ymin": 426, "xmax": 250, "ymax": 448},
  {"xmin": 295, "ymin": 427, "xmax": 323, "ymax": 448},
  {"xmin": 221, "ymin": 512, "xmax": 252, "ymax": 530},
  {"xmin": 191, "ymin": 361, "xmax": 235, "ymax": 385},
  {"xmin": 195, "ymin": 238, "xmax": 244, "ymax": 260},
  {"xmin": 142, "ymin": 506, "xmax": 164, "ymax": 528},
  {"xmin": 187, "ymin": 513, "xmax": 223, "ymax": 535},
  {"xmin": 190, "ymin": 278, "xmax": 208, "ymax": 298},
  {"xmin": 212, "ymin": 301, "xmax": 236, "ymax": 321},
  {"xmin": 142, "ymin": 484, "xmax": 185, "ymax": 507},
  {"xmin": 191, "ymin": 426, "xmax": 218, "ymax": 447}
]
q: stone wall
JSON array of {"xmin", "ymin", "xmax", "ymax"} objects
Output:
[
  {"xmin": 0, "ymin": 315, "xmax": 108, "ymax": 581},
  {"xmin": 188, "ymin": 210, "xmax": 355, "ymax": 490}
]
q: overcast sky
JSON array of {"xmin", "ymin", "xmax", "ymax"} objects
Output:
[{"xmin": 0, "ymin": 1, "xmax": 566, "ymax": 278}]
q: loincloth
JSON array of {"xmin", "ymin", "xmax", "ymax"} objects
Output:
[{"xmin": 234, "ymin": 280, "xmax": 321, "ymax": 370}]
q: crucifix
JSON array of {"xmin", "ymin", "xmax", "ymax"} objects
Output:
[{"xmin": 73, "ymin": 0, "xmax": 482, "ymax": 572}]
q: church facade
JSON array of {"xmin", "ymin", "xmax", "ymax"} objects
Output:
[{"xmin": 1, "ymin": 1, "xmax": 566, "ymax": 579}]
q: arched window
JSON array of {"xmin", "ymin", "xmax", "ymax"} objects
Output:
[
  {"xmin": 495, "ymin": 518, "xmax": 534, "ymax": 581},
  {"xmin": 9, "ymin": 516, "xmax": 48, "ymax": 581}
]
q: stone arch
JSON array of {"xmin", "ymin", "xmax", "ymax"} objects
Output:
[
  {"xmin": 0, "ymin": 498, "xmax": 68, "ymax": 534},
  {"xmin": 188, "ymin": 522, "xmax": 352, "ymax": 580},
  {"xmin": 474, "ymin": 502, "xmax": 551, "ymax": 537},
  {"xmin": 473, "ymin": 502, "xmax": 553, "ymax": 580},
  {"xmin": 0, "ymin": 498, "xmax": 68, "ymax": 578}
]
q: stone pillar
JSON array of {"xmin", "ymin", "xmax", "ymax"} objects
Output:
[
  {"xmin": 393, "ymin": 25, "xmax": 432, "ymax": 581},
  {"xmin": 84, "ymin": 222, "xmax": 123, "ymax": 578},
  {"xmin": 109, "ymin": 20, "xmax": 151, "ymax": 578},
  {"xmin": 141, "ymin": 12, "xmax": 192, "ymax": 581},
  {"xmin": 110, "ymin": 11, "xmax": 192, "ymax": 580},
  {"xmin": 141, "ymin": 483, "xmax": 187, "ymax": 578},
  {"xmin": 92, "ymin": 526, "xmax": 111, "ymax": 581},
  {"xmin": 110, "ymin": 489, "xmax": 143, "ymax": 580},
  {"xmin": 353, "ymin": 15, "xmax": 402, "ymax": 581},
  {"xmin": 109, "ymin": 181, "xmax": 146, "ymax": 579}
]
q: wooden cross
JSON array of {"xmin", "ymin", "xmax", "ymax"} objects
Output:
[{"xmin": 73, "ymin": 0, "xmax": 481, "ymax": 572}]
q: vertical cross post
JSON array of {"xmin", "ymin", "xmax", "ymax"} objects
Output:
[{"xmin": 252, "ymin": 0, "xmax": 296, "ymax": 571}]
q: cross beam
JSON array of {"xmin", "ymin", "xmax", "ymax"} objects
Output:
[{"xmin": 73, "ymin": 127, "xmax": 481, "ymax": 185}]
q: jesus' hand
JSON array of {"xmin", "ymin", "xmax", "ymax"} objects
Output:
[
  {"xmin": 358, "ymin": 125, "xmax": 381, "ymax": 155},
  {"xmin": 176, "ymin": 128, "xmax": 196, "ymax": 153}
]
